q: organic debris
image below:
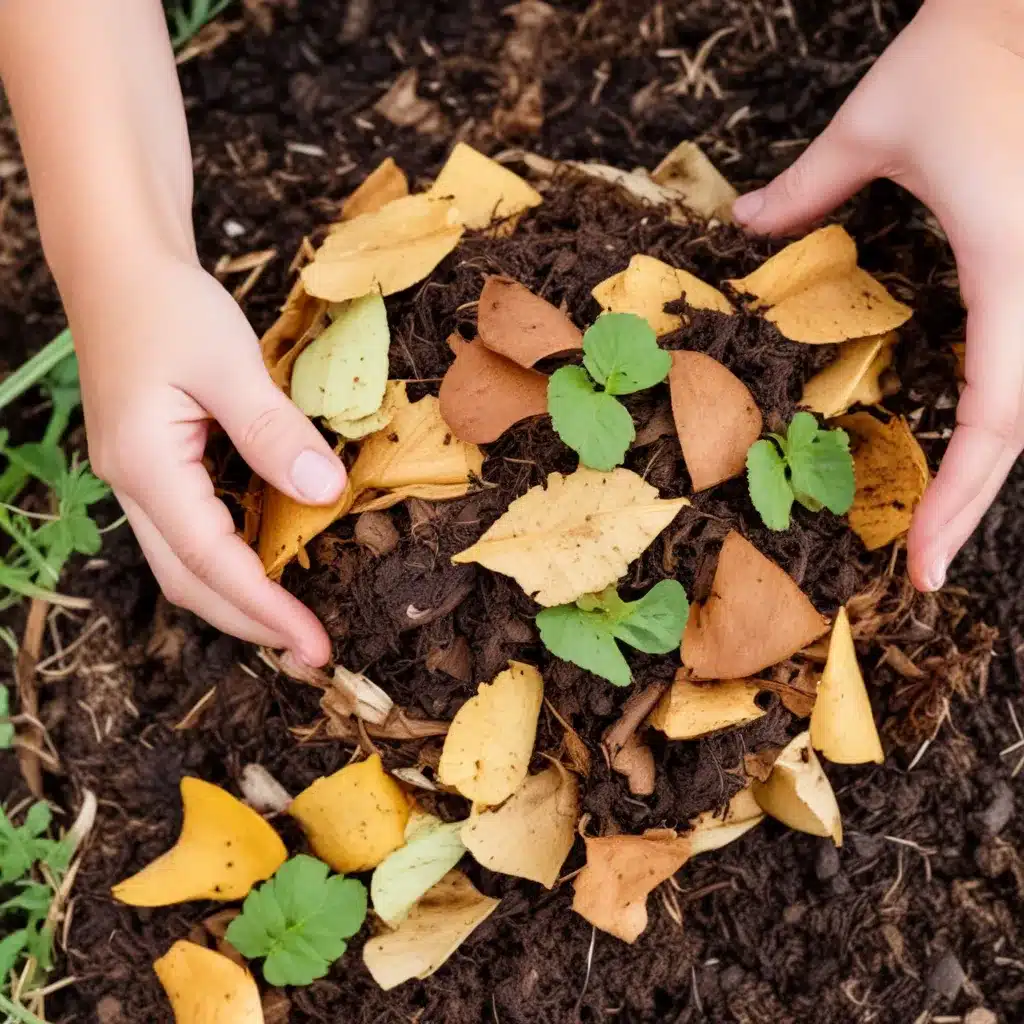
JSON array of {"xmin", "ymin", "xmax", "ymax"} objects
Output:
[
  {"xmin": 688, "ymin": 787, "xmax": 765, "ymax": 855},
  {"xmin": 809, "ymin": 606, "xmax": 885, "ymax": 764},
  {"xmin": 154, "ymin": 941, "xmax": 263, "ymax": 1024},
  {"xmin": 257, "ymin": 483, "xmax": 353, "ymax": 579},
  {"xmin": 648, "ymin": 674, "xmax": 767, "ymax": 740},
  {"xmin": 668, "ymin": 350, "xmax": 762, "ymax": 491},
  {"xmin": 362, "ymin": 871, "xmax": 499, "ymax": 990},
  {"xmin": 727, "ymin": 225, "xmax": 912, "ymax": 343},
  {"xmin": 611, "ymin": 733, "xmax": 657, "ymax": 797},
  {"xmin": 751, "ymin": 731, "xmax": 843, "ymax": 844},
  {"xmin": 649, "ymin": 141, "xmax": 738, "ymax": 222},
  {"xmin": 259, "ymin": 277, "xmax": 328, "ymax": 393},
  {"xmin": 801, "ymin": 333, "xmax": 896, "ymax": 418},
  {"xmin": 572, "ymin": 830, "xmax": 691, "ymax": 942},
  {"xmin": 340, "ymin": 157, "xmax": 409, "ymax": 221},
  {"xmin": 113, "ymin": 779, "xmax": 287, "ymax": 906},
  {"xmin": 682, "ymin": 532, "xmax": 830, "ymax": 679},
  {"xmin": 477, "ymin": 276, "xmax": 583, "ymax": 366},
  {"xmin": 452, "ymin": 468, "xmax": 688, "ymax": 607},
  {"xmin": 461, "ymin": 765, "xmax": 579, "ymax": 888},
  {"xmin": 437, "ymin": 661, "xmax": 543, "ymax": 805}
]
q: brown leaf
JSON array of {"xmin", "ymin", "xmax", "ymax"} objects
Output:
[
  {"xmin": 477, "ymin": 276, "xmax": 582, "ymax": 367},
  {"xmin": 258, "ymin": 484, "xmax": 355, "ymax": 579},
  {"xmin": 374, "ymin": 69, "xmax": 446, "ymax": 134},
  {"xmin": 611, "ymin": 733, "xmax": 656, "ymax": 796},
  {"xmin": 761, "ymin": 662, "xmax": 818, "ymax": 718},
  {"xmin": 602, "ymin": 683, "xmax": 669, "ymax": 765},
  {"xmin": 744, "ymin": 747, "xmax": 783, "ymax": 783},
  {"xmin": 426, "ymin": 637, "xmax": 473, "ymax": 683},
  {"xmin": 354, "ymin": 511, "xmax": 400, "ymax": 557},
  {"xmin": 341, "ymin": 157, "xmax": 410, "ymax": 221}
]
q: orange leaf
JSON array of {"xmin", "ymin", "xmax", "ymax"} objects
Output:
[
  {"xmin": 477, "ymin": 276, "xmax": 582, "ymax": 367},
  {"xmin": 341, "ymin": 157, "xmax": 409, "ymax": 221}
]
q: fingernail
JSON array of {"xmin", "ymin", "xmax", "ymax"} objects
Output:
[
  {"xmin": 925, "ymin": 555, "xmax": 948, "ymax": 592},
  {"xmin": 733, "ymin": 189, "xmax": 766, "ymax": 225},
  {"xmin": 291, "ymin": 449, "xmax": 344, "ymax": 503}
]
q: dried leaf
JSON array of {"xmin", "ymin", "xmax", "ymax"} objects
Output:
[
  {"xmin": 301, "ymin": 194, "xmax": 464, "ymax": 303},
  {"xmin": 461, "ymin": 765, "xmax": 579, "ymax": 888},
  {"xmin": 744, "ymin": 746, "xmax": 783, "ymax": 783},
  {"xmin": 439, "ymin": 334, "xmax": 549, "ymax": 443},
  {"xmin": 452, "ymin": 468, "xmax": 688, "ymax": 608},
  {"xmin": 801, "ymin": 333, "xmax": 895, "ymax": 418},
  {"xmin": 682, "ymin": 532, "xmax": 830, "ymax": 679},
  {"xmin": 426, "ymin": 637, "xmax": 473, "ymax": 683},
  {"xmin": 154, "ymin": 941, "xmax": 262, "ymax": 1024},
  {"xmin": 327, "ymin": 665, "xmax": 394, "ymax": 725},
  {"xmin": 648, "ymin": 673, "xmax": 766, "ymax": 740},
  {"xmin": 354, "ymin": 510, "xmax": 400, "ymax": 557},
  {"xmin": 572, "ymin": 830, "xmax": 691, "ymax": 943},
  {"xmin": 113, "ymin": 779, "xmax": 287, "ymax": 906},
  {"xmin": 727, "ymin": 225, "xmax": 912, "ymax": 343},
  {"xmin": 259, "ymin": 277, "xmax": 330, "ymax": 392},
  {"xmin": 751, "ymin": 731, "xmax": 843, "ymax": 845},
  {"xmin": 341, "ymin": 157, "xmax": 410, "ymax": 221},
  {"xmin": 668, "ymin": 351, "xmax": 762, "ymax": 491},
  {"xmin": 257, "ymin": 483, "xmax": 354, "ymax": 579},
  {"xmin": 289, "ymin": 754, "xmax": 410, "ymax": 873},
  {"xmin": 592, "ymin": 254, "xmax": 732, "ymax": 336},
  {"xmin": 611, "ymin": 733, "xmax": 656, "ymax": 796},
  {"xmin": 650, "ymin": 141, "xmax": 738, "ymax": 222},
  {"xmin": 688, "ymin": 787, "xmax": 764, "ymax": 855},
  {"xmin": 809, "ymin": 606, "xmax": 884, "ymax": 764},
  {"xmin": 374, "ymin": 69, "xmax": 446, "ymax": 134},
  {"xmin": 363, "ymin": 871, "xmax": 499, "ymax": 991},
  {"xmin": 430, "ymin": 142, "xmax": 542, "ymax": 231},
  {"xmin": 437, "ymin": 661, "xmax": 544, "ymax": 806},
  {"xmin": 477, "ymin": 276, "xmax": 583, "ymax": 367},
  {"xmin": 834, "ymin": 412, "xmax": 930, "ymax": 551},
  {"xmin": 239, "ymin": 764, "xmax": 292, "ymax": 815}
]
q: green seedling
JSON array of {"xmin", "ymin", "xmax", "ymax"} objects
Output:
[
  {"xmin": 548, "ymin": 313, "xmax": 671, "ymax": 470},
  {"xmin": 166, "ymin": 0, "xmax": 236, "ymax": 48},
  {"xmin": 537, "ymin": 580, "xmax": 690, "ymax": 687},
  {"xmin": 0, "ymin": 687, "xmax": 13, "ymax": 751},
  {"xmin": 226, "ymin": 854, "xmax": 368, "ymax": 987},
  {"xmin": 746, "ymin": 411, "xmax": 855, "ymax": 531}
]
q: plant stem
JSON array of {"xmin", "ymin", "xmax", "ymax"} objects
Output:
[
  {"xmin": 0, "ymin": 332, "xmax": 73, "ymax": 415},
  {"xmin": 0, "ymin": 992, "xmax": 48, "ymax": 1024}
]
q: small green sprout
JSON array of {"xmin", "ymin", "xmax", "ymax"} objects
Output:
[
  {"xmin": 746, "ymin": 411, "xmax": 855, "ymax": 531},
  {"xmin": 548, "ymin": 313, "xmax": 671, "ymax": 470},
  {"xmin": 537, "ymin": 580, "xmax": 690, "ymax": 687},
  {"xmin": 226, "ymin": 854, "xmax": 368, "ymax": 987}
]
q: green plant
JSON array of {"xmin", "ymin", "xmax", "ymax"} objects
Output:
[
  {"xmin": 536, "ymin": 580, "xmax": 690, "ymax": 687},
  {"xmin": 226, "ymin": 854, "xmax": 368, "ymax": 987},
  {"xmin": 165, "ymin": 0, "xmax": 236, "ymax": 49},
  {"xmin": 0, "ymin": 688, "xmax": 13, "ymax": 751},
  {"xmin": 548, "ymin": 313, "xmax": 671, "ymax": 470},
  {"xmin": 746, "ymin": 411, "xmax": 855, "ymax": 531}
]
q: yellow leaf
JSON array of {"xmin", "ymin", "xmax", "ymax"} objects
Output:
[
  {"xmin": 429, "ymin": 142, "xmax": 542, "ymax": 230},
  {"xmin": 259, "ymin": 278, "xmax": 330, "ymax": 393},
  {"xmin": 351, "ymin": 481, "xmax": 474, "ymax": 514},
  {"xmin": 301, "ymin": 193, "xmax": 464, "ymax": 303},
  {"xmin": 727, "ymin": 225, "xmax": 912, "ymax": 343},
  {"xmin": 461, "ymin": 765, "xmax": 579, "ymax": 888},
  {"xmin": 112, "ymin": 779, "xmax": 286, "ymax": 906},
  {"xmin": 289, "ymin": 754, "xmax": 410, "ymax": 873},
  {"xmin": 592, "ymin": 254, "xmax": 732, "ymax": 337},
  {"xmin": 572, "ymin": 830, "xmax": 691, "ymax": 943},
  {"xmin": 688, "ymin": 788, "xmax": 764, "ymax": 856},
  {"xmin": 752, "ymin": 731, "xmax": 843, "ymax": 845},
  {"xmin": 682, "ymin": 532, "xmax": 830, "ymax": 679},
  {"xmin": 257, "ymin": 484, "xmax": 354, "ymax": 579},
  {"xmin": 648, "ymin": 673, "xmax": 767, "ymax": 740},
  {"xmin": 438, "ymin": 661, "xmax": 544, "ymax": 806},
  {"xmin": 801, "ymin": 333, "xmax": 895, "ymax": 418},
  {"xmin": 341, "ymin": 157, "xmax": 409, "ymax": 221},
  {"xmin": 363, "ymin": 871, "xmax": 499, "ymax": 991},
  {"xmin": 810, "ymin": 606, "xmax": 884, "ymax": 764},
  {"xmin": 834, "ymin": 412, "xmax": 930, "ymax": 551},
  {"xmin": 154, "ymin": 941, "xmax": 263, "ymax": 1024},
  {"xmin": 650, "ymin": 141, "xmax": 738, "ymax": 222},
  {"xmin": 452, "ymin": 467, "xmax": 688, "ymax": 608}
]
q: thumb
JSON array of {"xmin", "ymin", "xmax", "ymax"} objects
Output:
[
  {"xmin": 733, "ymin": 118, "xmax": 878, "ymax": 236},
  {"xmin": 206, "ymin": 355, "xmax": 347, "ymax": 506}
]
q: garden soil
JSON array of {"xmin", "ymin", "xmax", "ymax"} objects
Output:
[{"xmin": 2, "ymin": 2, "xmax": 1024, "ymax": 1023}]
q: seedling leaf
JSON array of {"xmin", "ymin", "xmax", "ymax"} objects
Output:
[
  {"xmin": 537, "ymin": 603, "xmax": 632, "ymax": 687},
  {"xmin": 548, "ymin": 366, "xmax": 634, "ymax": 472},
  {"xmin": 746, "ymin": 440, "xmax": 792, "ymax": 530},
  {"xmin": 582, "ymin": 314, "xmax": 671, "ymax": 395}
]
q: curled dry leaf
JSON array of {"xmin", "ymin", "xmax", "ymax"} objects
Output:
[
  {"xmin": 341, "ymin": 157, "xmax": 409, "ymax": 221},
  {"xmin": 437, "ymin": 661, "xmax": 544, "ymax": 806},
  {"xmin": 572, "ymin": 830, "xmax": 691, "ymax": 943},
  {"xmin": 363, "ymin": 871, "xmax": 499, "ymax": 991},
  {"xmin": 801, "ymin": 333, "xmax": 896, "ymax": 418},
  {"xmin": 834, "ymin": 412, "xmax": 930, "ymax": 551},
  {"xmin": 751, "ymin": 731, "xmax": 843, "ymax": 845},
  {"xmin": 592, "ymin": 254, "xmax": 732, "ymax": 336},
  {"xmin": 289, "ymin": 754, "xmax": 410, "ymax": 873},
  {"xmin": 809, "ymin": 606, "xmax": 884, "ymax": 765},
  {"xmin": 682, "ymin": 532, "xmax": 830, "ymax": 680},
  {"xmin": 688, "ymin": 787, "xmax": 764, "ymax": 856},
  {"xmin": 727, "ymin": 225, "xmax": 912, "ymax": 344},
  {"xmin": 429, "ymin": 142, "xmax": 543, "ymax": 231},
  {"xmin": 154, "ymin": 941, "xmax": 263, "ymax": 1024},
  {"xmin": 461, "ymin": 765, "xmax": 579, "ymax": 888},
  {"xmin": 239, "ymin": 764, "xmax": 292, "ymax": 815},
  {"xmin": 744, "ymin": 746, "xmax": 784, "ymax": 782},
  {"xmin": 602, "ymin": 682, "xmax": 669, "ymax": 767},
  {"xmin": 328, "ymin": 664, "xmax": 394, "ymax": 725},
  {"xmin": 374, "ymin": 69, "xmax": 446, "ymax": 134},
  {"xmin": 257, "ymin": 483, "xmax": 354, "ymax": 579},
  {"xmin": 648, "ymin": 673, "xmax": 766, "ymax": 740},
  {"xmin": 354, "ymin": 510, "xmax": 400, "ymax": 557},
  {"xmin": 611, "ymin": 733, "xmax": 656, "ymax": 797},
  {"xmin": 301, "ymin": 194, "xmax": 464, "ymax": 303},
  {"xmin": 426, "ymin": 636, "xmax": 473, "ymax": 683},
  {"xmin": 439, "ymin": 334, "xmax": 549, "ymax": 444},
  {"xmin": 762, "ymin": 661, "xmax": 818, "ymax": 718},
  {"xmin": 668, "ymin": 351, "xmax": 762, "ymax": 491},
  {"xmin": 113, "ymin": 779, "xmax": 286, "ymax": 906},
  {"xmin": 477, "ymin": 276, "xmax": 583, "ymax": 367},
  {"xmin": 650, "ymin": 141, "xmax": 738, "ymax": 222},
  {"xmin": 452, "ymin": 468, "xmax": 688, "ymax": 608},
  {"xmin": 323, "ymin": 704, "xmax": 451, "ymax": 745},
  {"xmin": 259, "ymin": 276, "xmax": 329, "ymax": 393}
]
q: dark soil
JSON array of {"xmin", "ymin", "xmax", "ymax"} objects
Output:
[{"xmin": 2, "ymin": 2, "xmax": 1023, "ymax": 1023}]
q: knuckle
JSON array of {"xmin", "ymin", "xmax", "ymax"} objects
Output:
[
  {"xmin": 156, "ymin": 568, "xmax": 194, "ymax": 611},
  {"xmin": 241, "ymin": 404, "xmax": 290, "ymax": 453}
]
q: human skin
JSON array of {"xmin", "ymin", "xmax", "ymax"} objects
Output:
[{"xmin": 734, "ymin": 0, "xmax": 1024, "ymax": 592}]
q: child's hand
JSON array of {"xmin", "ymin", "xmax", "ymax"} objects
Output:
[
  {"xmin": 75, "ymin": 257, "xmax": 346, "ymax": 665},
  {"xmin": 732, "ymin": 0, "xmax": 1024, "ymax": 591}
]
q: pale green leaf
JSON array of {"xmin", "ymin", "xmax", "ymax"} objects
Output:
[
  {"xmin": 746, "ymin": 439, "xmax": 793, "ymax": 531},
  {"xmin": 607, "ymin": 579, "xmax": 689, "ymax": 653},
  {"xmin": 537, "ymin": 603, "xmax": 632, "ymax": 686},
  {"xmin": 788, "ymin": 426, "xmax": 855, "ymax": 515},
  {"xmin": 582, "ymin": 313, "xmax": 671, "ymax": 395},
  {"xmin": 548, "ymin": 366, "xmax": 634, "ymax": 470}
]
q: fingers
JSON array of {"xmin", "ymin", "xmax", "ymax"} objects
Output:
[{"xmin": 907, "ymin": 295, "xmax": 1024, "ymax": 590}]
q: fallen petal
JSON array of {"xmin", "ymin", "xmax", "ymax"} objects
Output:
[
  {"xmin": 154, "ymin": 941, "xmax": 263, "ymax": 1024},
  {"xmin": 477, "ymin": 276, "xmax": 583, "ymax": 367},
  {"xmin": 341, "ymin": 157, "xmax": 410, "ymax": 221},
  {"xmin": 688, "ymin": 787, "xmax": 764, "ymax": 855},
  {"xmin": 801, "ymin": 333, "xmax": 895, "ymax": 418},
  {"xmin": 648, "ymin": 673, "xmax": 767, "ymax": 740}
]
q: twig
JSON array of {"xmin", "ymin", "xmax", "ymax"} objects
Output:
[
  {"xmin": 16, "ymin": 598, "xmax": 49, "ymax": 796},
  {"xmin": 573, "ymin": 927, "xmax": 597, "ymax": 1016}
]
